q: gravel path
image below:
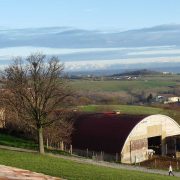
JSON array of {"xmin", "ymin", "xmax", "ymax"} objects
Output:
[
  {"xmin": 48, "ymin": 153, "xmax": 180, "ymax": 177},
  {"xmin": 0, "ymin": 145, "xmax": 180, "ymax": 177}
]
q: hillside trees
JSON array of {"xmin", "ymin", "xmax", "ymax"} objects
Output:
[{"xmin": 0, "ymin": 53, "xmax": 72, "ymax": 154}]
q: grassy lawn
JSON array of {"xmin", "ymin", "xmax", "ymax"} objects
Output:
[
  {"xmin": 0, "ymin": 133, "xmax": 38, "ymax": 150},
  {"xmin": 0, "ymin": 149, "xmax": 178, "ymax": 180},
  {"xmin": 0, "ymin": 133, "xmax": 70, "ymax": 156}
]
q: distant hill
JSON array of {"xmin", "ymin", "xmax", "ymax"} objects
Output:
[
  {"xmin": 1, "ymin": 25, "xmax": 180, "ymax": 73},
  {"xmin": 111, "ymin": 69, "xmax": 161, "ymax": 76},
  {"xmin": 1, "ymin": 24, "xmax": 180, "ymax": 48}
]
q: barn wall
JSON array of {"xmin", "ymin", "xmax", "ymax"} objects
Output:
[{"xmin": 121, "ymin": 115, "xmax": 180, "ymax": 164}]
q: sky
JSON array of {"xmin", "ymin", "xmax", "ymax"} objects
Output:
[{"xmin": 0, "ymin": 0, "xmax": 180, "ymax": 30}]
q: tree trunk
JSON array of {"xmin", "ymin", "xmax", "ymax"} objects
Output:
[{"xmin": 38, "ymin": 126, "xmax": 45, "ymax": 154}]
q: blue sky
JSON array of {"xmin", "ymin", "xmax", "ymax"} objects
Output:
[{"xmin": 0, "ymin": 0, "xmax": 180, "ymax": 30}]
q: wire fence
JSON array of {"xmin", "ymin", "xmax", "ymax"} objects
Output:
[
  {"xmin": 72, "ymin": 148, "xmax": 119, "ymax": 162},
  {"xmin": 46, "ymin": 140, "xmax": 120, "ymax": 162},
  {"xmin": 46, "ymin": 140, "xmax": 180, "ymax": 170}
]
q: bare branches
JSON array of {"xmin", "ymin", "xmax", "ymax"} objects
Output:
[{"xmin": 0, "ymin": 53, "xmax": 73, "ymax": 153}]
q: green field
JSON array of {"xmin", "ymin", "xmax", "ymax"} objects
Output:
[
  {"xmin": 78, "ymin": 105, "xmax": 164, "ymax": 114},
  {"xmin": 70, "ymin": 75, "xmax": 180, "ymax": 107},
  {"xmin": 77, "ymin": 105, "xmax": 180, "ymax": 124},
  {"xmin": 0, "ymin": 149, "xmax": 178, "ymax": 180},
  {"xmin": 70, "ymin": 79, "xmax": 178, "ymax": 92}
]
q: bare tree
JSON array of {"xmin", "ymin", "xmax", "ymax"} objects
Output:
[
  {"xmin": 0, "ymin": 53, "xmax": 72, "ymax": 154},
  {"xmin": 44, "ymin": 113, "xmax": 74, "ymax": 147}
]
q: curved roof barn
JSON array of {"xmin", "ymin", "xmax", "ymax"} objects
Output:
[
  {"xmin": 72, "ymin": 113, "xmax": 146, "ymax": 154},
  {"xmin": 72, "ymin": 113, "xmax": 180, "ymax": 164}
]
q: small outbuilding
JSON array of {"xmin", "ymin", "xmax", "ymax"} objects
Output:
[{"xmin": 72, "ymin": 113, "xmax": 180, "ymax": 164}]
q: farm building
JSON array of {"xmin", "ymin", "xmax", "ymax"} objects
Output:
[
  {"xmin": 72, "ymin": 113, "xmax": 180, "ymax": 164},
  {"xmin": 164, "ymin": 96, "xmax": 180, "ymax": 104}
]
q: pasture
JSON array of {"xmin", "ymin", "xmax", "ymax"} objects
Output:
[{"xmin": 70, "ymin": 76, "xmax": 179, "ymax": 93}]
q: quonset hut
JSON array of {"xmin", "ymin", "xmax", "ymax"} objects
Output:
[{"xmin": 72, "ymin": 113, "xmax": 180, "ymax": 164}]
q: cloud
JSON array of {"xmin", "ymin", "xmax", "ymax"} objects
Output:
[
  {"xmin": 0, "ymin": 46, "xmax": 175, "ymax": 59},
  {"xmin": 64, "ymin": 56, "xmax": 180, "ymax": 71},
  {"xmin": 1, "ymin": 46, "xmax": 180, "ymax": 71},
  {"xmin": 128, "ymin": 49, "xmax": 180, "ymax": 56}
]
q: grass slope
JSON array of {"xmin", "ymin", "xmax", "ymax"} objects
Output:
[
  {"xmin": 78, "ymin": 104, "xmax": 180, "ymax": 124},
  {"xmin": 0, "ymin": 133, "xmax": 70, "ymax": 155},
  {"xmin": 78, "ymin": 105, "xmax": 164, "ymax": 114},
  {"xmin": 0, "ymin": 149, "xmax": 177, "ymax": 180},
  {"xmin": 0, "ymin": 133, "xmax": 38, "ymax": 150}
]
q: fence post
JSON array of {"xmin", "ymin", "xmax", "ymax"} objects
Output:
[
  {"xmin": 92, "ymin": 151, "xmax": 95, "ymax": 160},
  {"xmin": 177, "ymin": 161, "xmax": 179, "ymax": 170},
  {"xmin": 46, "ymin": 138, "xmax": 49, "ymax": 149},
  {"xmin": 116, "ymin": 153, "xmax": 118, "ymax": 162},
  {"xmin": 70, "ymin": 145, "xmax": 72, "ymax": 155},
  {"xmin": 60, "ymin": 141, "xmax": 64, "ymax": 151},
  {"xmin": 100, "ymin": 151, "xmax": 103, "ymax": 161},
  {"xmin": 86, "ymin": 148, "xmax": 89, "ymax": 158}
]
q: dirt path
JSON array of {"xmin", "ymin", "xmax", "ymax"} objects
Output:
[
  {"xmin": 0, "ymin": 165, "xmax": 61, "ymax": 180},
  {"xmin": 0, "ymin": 145, "xmax": 180, "ymax": 177}
]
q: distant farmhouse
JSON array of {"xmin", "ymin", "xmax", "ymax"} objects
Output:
[
  {"xmin": 164, "ymin": 96, "xmax": 180, "ymax": 104},
  {"xmin": 156, "ymin": 95, "xmax": 180, "ymax": 104},
  {"xmin": 72, "ymin": 113, "xmax": 180, "ymax": 164}
]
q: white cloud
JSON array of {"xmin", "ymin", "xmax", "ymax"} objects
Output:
[
  {"xmin": 64, "ymin": 56, "xmax": 180, "ymax": 71},
  {"xmin": 1, "ymin": 46, "xmax": 180, "ymax": 71},
  {"xmin": 0, "ymin": 46, "xmax": 175, "ymax": 60},
  {"xmin": 128, "ymin": 49, "xmax": 180, "ymax": 56}
]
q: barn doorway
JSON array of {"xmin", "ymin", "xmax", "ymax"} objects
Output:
[{"xmin": 148, "ymin": 136, "xmax": 162, "ymax": 155}]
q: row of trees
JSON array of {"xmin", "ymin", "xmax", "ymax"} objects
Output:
[{"xmin": 0, "ymin": 53, "xmax": 73, "ymax": 154}]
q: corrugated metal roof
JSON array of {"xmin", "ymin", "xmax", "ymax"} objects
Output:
[{"xmin": 72, "ymin": 113, "xmax": 147, "ymax": 154}]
